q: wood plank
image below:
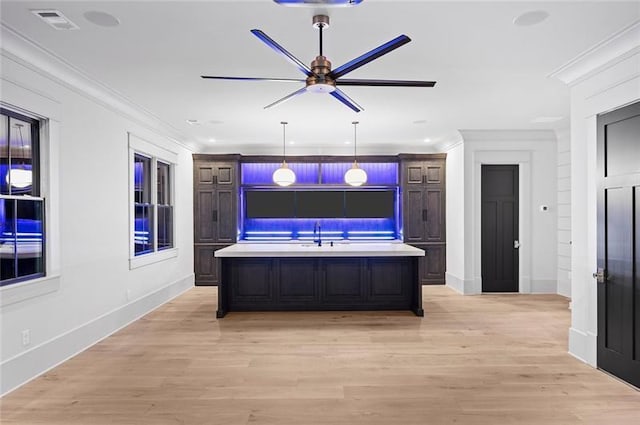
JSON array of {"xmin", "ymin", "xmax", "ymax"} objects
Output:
[{"xmin": 2, "ymin": 287, "xmax": 639, "ymax": 425}]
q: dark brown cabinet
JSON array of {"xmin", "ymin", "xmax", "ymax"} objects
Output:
[
  {"xmin": 193, "ymin": 155, "xmax": 239, "ymax": 286},
  {"xmin": 400, "ymin": 155, "xmax": 447, "ymax": 284}
]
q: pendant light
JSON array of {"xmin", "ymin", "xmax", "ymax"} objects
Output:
[
  {"xmin": 6, "ymin": 123, "xmax": 32, "ymax": 189},
  {"xmin": 272, "ymin": 121, "xmax": 296, "ymax": 186},
  {"xmin": 344, "ymin": 121, "xmax": 367, "ymax": 186}
]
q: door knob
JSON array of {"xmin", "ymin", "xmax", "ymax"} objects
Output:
[
  {"xmin": 593, "ymin": 268, "xmax": 606, "ymax": 283},
  {"xmin": 513, "ymin": 240, "xmax": 520, "ymax": 249}
]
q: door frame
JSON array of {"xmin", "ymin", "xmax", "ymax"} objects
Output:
[{"xmin": 472, "ymin": 151, "xmax": 532, "ymax": 294}]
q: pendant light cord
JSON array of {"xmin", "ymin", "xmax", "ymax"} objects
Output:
[
  {"xmin": 281, "ymin": 121, "xmax": 287, "ymax": 163},
  {"xmin": 352, "ymin": 121, "xmax": 359, "ymax": 162},
  {"xmin": 319, "ymin": 23, "xmax": 324, "ymax": 56}
]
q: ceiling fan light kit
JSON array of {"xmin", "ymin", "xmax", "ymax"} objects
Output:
[{"xmin": 202, "ymin": 14, "xmax": 436, "ymax": 112}]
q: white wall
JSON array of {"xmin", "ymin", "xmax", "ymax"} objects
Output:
[
  {"xmin": 550, "ymin": 22, "xmax": 640, "ymax": 366},
  {"xmin": 0, "ymin": 27, "xmax": 194, "ymax": 394},
  {"xmin": 556, "ymin": 129, "xmax": 572, "ymax": 298},
  {"xmin": 447, "ymin": 130, "xmax": 558, "ymax": 295},
  {"xmin": 444, "ymin": 142, "xmax": 466, "ymax": 293}
]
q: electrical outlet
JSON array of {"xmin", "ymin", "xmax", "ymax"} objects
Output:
[{"xmin": 22, "ymin": 329, "xmax": 30, "ymax": 346}]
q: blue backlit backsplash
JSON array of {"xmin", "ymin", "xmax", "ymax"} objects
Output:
[{"xmin": 239, "ymin": 162, "xmax": 401, "ymax": 241}]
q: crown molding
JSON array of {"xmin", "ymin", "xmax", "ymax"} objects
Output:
[
  {"xmin": 459, "ymin": 129, "xmax": 556, "ymax": 143},
  {"xmin": 549, "ymin": 20, "xmax": 640, "ymax": 86},
  {"xmin": 0, "ymin": 22, "xmax": 195, "ymax": 152}
]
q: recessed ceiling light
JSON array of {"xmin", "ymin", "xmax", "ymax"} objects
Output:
[
  {"xmin": 345, "ymin": 140, "xmax": 351, "ymax": 144},
  {"xmin": 209, "ymin": 138, "xmax": 216, "ymax": 143},
  {"xmin": 31, "ymin": 9, "xmax": 79, "ymax": 30},
  {"xmin": 423, "ymin": 138, "xmax": 432, "ymax": 143},
  {"xmin": 83, "ymin": 11, "xmax": 120, "ymax": 27},
  {"xmin": 186, "ymin": 119, "xmax": 200, "ymax": 125},
  {"xmin": 531, "ymin": 116, "xmax": 564, "ymax": 123},
  {"xmin": 513, "ymin": 10, "xmax": 550, "ymax": 27},
  {"xmin": 289, "ymin": 140, "xmax": 295, "ymax": 145},
  {"xmin": 413, "ymin": 119, "xmax": 428, "ymax": 125}
]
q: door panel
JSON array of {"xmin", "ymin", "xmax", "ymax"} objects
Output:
[
  {"xmin": 604, "ymin": 187, "xmax": 631, "ymax": 354},
  {"xmin": 217, "ymin": 165, "xmax": 234, "ymax": 185},
  {"xmin": 278, "ymin": 259, "xmax": 316, "ymax": 301},
  {"xmin": 635, "ymin": 187, "xmax": 640, "ymax": 362},
  {"xmin": 605, "ymin": 116, "xmax": 640, "ymax": 177},
  {"xmin": 197, "ymin": 165, "xmax": 214, "ymax": 185},
  {"xmin": 425, "ymin": 163, "xmax": 443, "ymax": 184},
  {"xmin": 597, "ymin": 101, "xmax": 640, "ymax": 387},
  {"xmin": 406, "ymin": 164, "xmax": 424, "ymax": 185},
  {"xmin": 216, "ymin": 189, "xmax": 236, "ymax": 243},
  {"xmin": 194, "ymin": 245, "xmax": 226, "ymax": 286},
  {"xmin": 425, "ymin": 188, "xmax": 444, "ymax": 241},
  {"xmin": 481, "ymin": 165, "xmax": 519, "ymax": 292},
  {"xmin": 421, "ymin": 244, "xmax": 446, "ymax": 284},
  {"xmin": 195, "ymin": 190, "xmax": 216, "ymax": 243},
  {"xmin": 404, "ymin": 189, "xmax": 426, "ymax": 241}
]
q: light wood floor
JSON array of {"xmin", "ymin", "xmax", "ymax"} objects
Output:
[{"xmin": 2, "ymin": 286, "xmax": 639, "ymax": 425}]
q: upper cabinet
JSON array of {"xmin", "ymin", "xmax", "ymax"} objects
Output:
[
  {"xmin": 403, "ymin": 160, "xmax": 445, "ymax": 186},
  {"xmin": 400, "ymin": 155, "xmax": 446, "ymax": 243}
]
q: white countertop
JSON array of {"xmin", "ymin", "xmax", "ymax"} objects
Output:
[{"xmin": 214, "ymin": 242, "xmax": 425, "ymax": 258}]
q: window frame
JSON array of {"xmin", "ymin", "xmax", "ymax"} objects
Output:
[
  {"xmin": 128, "ymin": 133, "xmax": 178, "ymax": 269},
  {"xmin": 0, "ymin": 107, "xmax": 46, "ymax": 286}
]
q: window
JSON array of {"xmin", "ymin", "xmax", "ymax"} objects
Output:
[
  {"xmin": 0, "ymin": 108, "xmax": 45, "ymax": 285},
  {"xmin": 129, "ymin": 134, "xmax": 176, "ymax": 264}
]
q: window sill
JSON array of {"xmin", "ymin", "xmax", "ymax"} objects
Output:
[
  {"xmin": 0, "ymin": 274, "xmax": 61, "ymax": 308},
  {"xmin": 129, "ymin": 248, "xmax": 178, "ymax": 270}
]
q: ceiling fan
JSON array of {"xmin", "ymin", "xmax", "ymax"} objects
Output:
[{"xmin": 201, "ymin": 15, "xmax": 436, "ymax": 113}]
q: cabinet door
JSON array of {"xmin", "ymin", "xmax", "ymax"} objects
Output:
[
  {"xmin": 367, "ymin": 258, "xmax": 411, "ymax": 304},
  {"xmin": 321, "ymin": 259, "xmax": 364, "ymax": 304},
  {"xmin": 215, "ymin": 163, "xmax": 235, "ymax": 185},
  {"xmin": 230, "ymin": 259, "xmax": 273, "ymax": 303},
  {"xmin": 404, "ymin": 188, "xmax": 427, "ymax": 242},
  {"xmin": 216, "ymin": 188, "xmax": 236, "ymax": 243},
  {"xmin": 194, "ymin": 245, "xmax": 223, "ymax": 286},
  {"xmin": 424, "ymin": 161, "xmax": 444, "ymax": 185},
  {"xmin": 195, "ymin": 189, "xmax": 217, "ymax": 243},
  {"xmin": 404, "ymin": 161, "xmax": 425, "ymax": 185},
  {"xmin": 425, "ymin": 188, "xmax": 445, "ymax": 242},
  {"xmin": 419, "ymin": 244, "xmax": 446, "ymax": 285}
]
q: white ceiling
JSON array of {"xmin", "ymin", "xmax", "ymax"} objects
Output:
[{"xmin": 1, "ymin": 1, "xmax": 639, "ymax": 154}]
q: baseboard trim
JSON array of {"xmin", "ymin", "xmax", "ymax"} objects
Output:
[
  {"xmin": 530, "ymin": 279, "xmax": 558, "ymax": 294},
  {"xmin": 445, "ymin": 272, "xmax": 464, "ymax": 294},
  {"xmin": 0, "ymin": 273, "xmax": 194, "ymax": 396},
  {"xmin": 568, "ymin": 327, "xmax": 597, "ymax": 367},
  {"xmin": 445, "ymin": 273, "xmax": 478, "ymax": 295}
]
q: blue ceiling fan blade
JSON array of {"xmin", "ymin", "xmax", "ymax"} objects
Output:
[
  {"xmin": 251, "ymin": 29, "xmax": 314, "ymax": 77},
  {"xmin": 330, "ymin": 88, "xmax": 363, "ymax": 112},
  {"xmin": 330, "ymin": 35, "xmax": 411, "ymax": 80}
]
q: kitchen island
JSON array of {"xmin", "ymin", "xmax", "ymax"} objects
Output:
[{"xmin": 214, "ymin": 242, "xmax": 425, "ymax": 318}]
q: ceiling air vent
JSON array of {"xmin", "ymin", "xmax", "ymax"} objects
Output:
[
  {"xmin": 273, "ymin": 0, "xmax": 363, "ymax": 6},
  {"xmin": 31, "ymin": 10, "xmax": 79, "ymax": 30}
]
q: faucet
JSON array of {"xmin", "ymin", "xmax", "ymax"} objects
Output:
[{"xmin": 314, "ymin": 221, "xmax": 322, "ymax": 247}]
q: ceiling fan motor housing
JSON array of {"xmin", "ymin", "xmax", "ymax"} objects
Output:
[{"xmin": 307, "ymin": 55, "xmax": 336, "ymax": 92}]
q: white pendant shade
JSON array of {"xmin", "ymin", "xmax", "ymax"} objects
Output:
[
  {"xmin": 344, "ymin": 162, "xmax": 367, "ymax": 186},
  {"xmin": 273, "ymin": 162, "xmax": 296, "ymax": 186},
  {"xmin": 6, "ymin": 168, "xmax": 32, "ymax": 189}
]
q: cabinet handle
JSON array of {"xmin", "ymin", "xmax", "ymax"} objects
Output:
[
  {"xmin": 423, "ymin": 175, "xmax": 427, "ymax": 184},
  {"xmin": 212, "ymin": 210, "xmax": 218, "ymax": 222},
  {"xmin": 213, "ymin": 175, "xmax": 217, "ymax": 185},
  {"xmin": 422, "ymin": 209, "xmax": 428, "ymax": 221}
]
